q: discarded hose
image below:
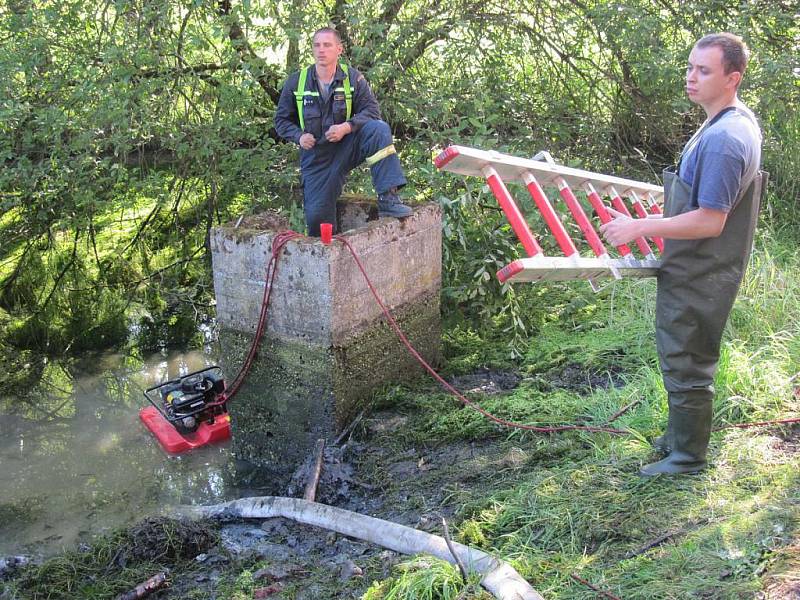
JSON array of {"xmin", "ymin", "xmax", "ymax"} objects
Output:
[{"xmin": 187, "ymin": 496, "xmax": 544, "ymax": 600}]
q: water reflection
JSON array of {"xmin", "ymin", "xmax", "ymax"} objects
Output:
[{"xmin": 0, "ymin": 349, "xmax": 241, "ymax": 557}]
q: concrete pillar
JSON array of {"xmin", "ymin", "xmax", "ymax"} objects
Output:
[{"xmin": 210, "ymin": 200, "xmax": 442, "ymax": 482}]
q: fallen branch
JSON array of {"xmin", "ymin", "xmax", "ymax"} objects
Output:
[
  {"xmin": 115, "ymin": 570, "xmax": 169, "ymax": 600},
  {"xmin": 186, "ymin": 497, "xmax": 543, "ymax": 600},
  {"xmin": 569, "ymin": 573, "xmax": 620, "ymax": 600},
  {"xmin": 626, "ymin": 518, "xmax": 709, "ymax": 558},
  {"xmin": 303, "ymin": 439, "xmax": 326, "ymax": 502},
  {"xmin": 605, "ymin": 397, "xmax": 643, "ymax": 425},
  {"xmin": 442, "ymin": 517, "xmax": 469, "ymax": 584},
  {"xmin": 625, "ymin": 530, "xmax": 680, "ymax": 558}
]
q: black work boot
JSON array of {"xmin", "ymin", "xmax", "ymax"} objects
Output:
[
  {"xmin": 640, "ymin": 391, "xmax": 712, "ymax": 476},
  {"xmin": 377, "ymin": 188, "xmax": 412, "ymax": 218}
]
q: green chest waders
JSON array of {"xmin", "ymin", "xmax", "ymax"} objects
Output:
[{"xmin": 642, "ymin": 169, "xmax": 765, "ymax": 475}]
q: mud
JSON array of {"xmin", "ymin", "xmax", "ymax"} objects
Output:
[
  {"xmin": 774, "ymin": 423, "xmax": 800, "ymax": 455},
  {"xmin": 183, "ymin": 412, "xmax": 518, "ymax": 597},
  {"xmin": 119, "ymin": 517, "xmax": 217, "ymax": 565},
  {"xmin": 541, "ymin": 362, "xmax": 625, "ymax": 392},
  {"xmin": 448, "ymin": 367, "xmax": 522, "ymax": 394}
]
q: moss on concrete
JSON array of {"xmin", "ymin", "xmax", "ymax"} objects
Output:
[{"xmin": 217, "ymin": 290, "xmax": 440, "ymax": 489}]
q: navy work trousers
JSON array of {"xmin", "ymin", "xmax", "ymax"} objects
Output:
[{"xmin": 300, "ymin": 119, "xmax": 406, "ymax": 237}]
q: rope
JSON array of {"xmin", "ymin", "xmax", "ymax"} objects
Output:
[
  {"xmin": 713, "ymin": 418, "xmax": 800, "ymax": 431},
  {"xmin": 212, "ymin": 228, "xmax": 800, "ymax": 437},
  {"xmin": 212, "ymin": 230, "xmax": 303, "ymax": 406}
]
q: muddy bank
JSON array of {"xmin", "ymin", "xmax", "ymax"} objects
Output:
[{"xmin": 2, "ymin": 398, "xmax": 541, "ymax": 599}]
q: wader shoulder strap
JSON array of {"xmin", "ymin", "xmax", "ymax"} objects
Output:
[
  {"xmin": 293, "ymin": 66, "xmax": 320, "ymax": 131},
  {"xmin": 335, "ymin": 63, "xmax": 352, "ymax": 121},
  {"xmin": 677, "ymin": 106, "xmax": 737, "ymax": 173}
]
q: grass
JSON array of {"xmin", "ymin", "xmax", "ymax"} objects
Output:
[
  {"xmin": 7, "ymin": 517, "xmax": 218, "ymax": 600},
  {"xmin": 363, "ymin": 557, "xmax": 492, "ymax": 600},
  {"xmin": 2, "ymin": 216, "xmax": 797, "ymax": 599},
  {"xmin": 363, "ymin": 235, "xmax": 800, "ymax": 600}
]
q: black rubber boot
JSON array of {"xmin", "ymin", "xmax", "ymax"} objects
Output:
[
  {"xmin": 640, "ymin": 392, "xmax": 712, "ymax": 476},
  {"xmin": 652, "ymin": 433, "xmax": 671, "ymax": 455},
  {"xmin": 652, "ymin": 397, "xmax": 675, "ymax": 455}
]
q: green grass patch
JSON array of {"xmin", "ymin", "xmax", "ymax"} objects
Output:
[
  {"xmin": 370, "ymin": 230, "xmax": 800, "ymax": 599},
  {"xmin": 362, "ymin": 556, "xmax": 491, "ymax": 600}
]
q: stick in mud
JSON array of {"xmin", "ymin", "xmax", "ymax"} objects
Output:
[
  {"xmin": 334, "ymin": 409, "xmax": 366, "ymax": 446},
  {"xmin": 442, "ymin": 517, "xmax": 469, "ymax": 583},
  {"xmin": 303, "ymin": 439, "xmax": 325, "ymax": 502},
  {"xmin": 604, "ymin": 397, "xmax": 643, "ymax": 425},
  {"xmin": 115, "ymin": 570, "xmax": 169, "ymax": 600}
]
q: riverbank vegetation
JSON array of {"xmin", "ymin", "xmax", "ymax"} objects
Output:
[{"xmin": 1, "ymin": 0, "xmax": 798, "ymax": 597}]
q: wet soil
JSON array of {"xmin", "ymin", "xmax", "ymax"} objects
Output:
[
  {"xmin": 774, "ymin": 423, "xmax": 800, "ymax": 455},
  {"xmin": 0, "ymin": 362, "xmax": 594, "ymax": 599},
  {"xmin": 2, "ymin": 399, "xmax": 541, "ymax": 599},
  {"xmin": 448, "ymin": 367, "xmax": 522, "ymax": 395},
  {"xmin": 189, "ymin": 405, "xmax": 551, "ymax": 598},
  {"xmin": 540, "ymin": 362, "xmax": 625, "ymax": 392}
]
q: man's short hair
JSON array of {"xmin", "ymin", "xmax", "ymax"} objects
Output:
[
  {"xmin": 696, "ymin": 33, "xmax": 749, "ymax": 74},
  {"xmin": 312, "ymin": 27, "xmax": 342, "ymax": 44}
]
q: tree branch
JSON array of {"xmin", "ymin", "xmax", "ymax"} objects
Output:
[{"xmin": 217, "ymin": 0, "xmax": 281, "ymax": 104}]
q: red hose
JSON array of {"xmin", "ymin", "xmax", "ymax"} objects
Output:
[
  {"xmin": 213, "ymin": 228, "xmax": 799, "ymax": 436},
  {"xmin": 213, "ymin": 230, "xmax": 302, "ymax": 405},
  {"xmin": 333, "ymin": 233, "xmax": 627, "ymax": 435}
]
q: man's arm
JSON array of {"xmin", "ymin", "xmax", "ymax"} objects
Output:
[
  {"xmin": 600, "ymin": 206, "xmax": 727, "ymax": 247},
  {"xmin": 325, "ymin": 67, "xmax": 381, "ymax": 142},
  {"xmin": 274, "ymin": 74, "xmax": 304, "ymax": 144},
  {"xmin": 347, "ymin": 68, "xmax": 381, "ymax": 134}
]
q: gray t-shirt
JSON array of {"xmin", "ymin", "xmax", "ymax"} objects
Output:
[
  {"xmin": 678, "ymin": 103, "xmax": 762, "ymax": 213},
  {"xmin": 318, "ymin": 80, "xmax": 333, "ymax": 105}
]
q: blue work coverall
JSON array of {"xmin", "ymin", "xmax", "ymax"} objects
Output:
[{"xmin": 274, "ymin": 64, "xmax": 406, "ymax": 236}]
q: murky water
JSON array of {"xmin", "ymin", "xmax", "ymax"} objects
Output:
[{"xmin": 0, "ymin": 349, "xmax": 245, "ymax": 557}]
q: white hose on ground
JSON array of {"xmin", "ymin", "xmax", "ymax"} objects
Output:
[{"xmin": 186, "ymin": 496, "xmax": 544, "ymax": 600}]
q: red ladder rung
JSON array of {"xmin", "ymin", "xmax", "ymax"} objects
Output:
[
  {"xmin": 523, "ymin": 171, "xmax": 579, "ymax": 258},
  {"xmin": 628, "ymin": 190, "xmax": 664, "ymax": 253},
  {"xmin": 482, "ymin": 165, "xmax": 543, "ymax": 258},
  {"xmin": 583, "ymin": 182, "xmax": 633, "ymax": 259},
  {"xmin": 556, "ymin": 177, "xmax": 609, "ymax": 259},
  {"xmin": 608, "ymin": 186, "xmax": 656, "ymax": 260}
]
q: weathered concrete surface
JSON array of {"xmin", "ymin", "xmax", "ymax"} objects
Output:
[
  {"xmin": 211, "ymin": 200, "xmax": 442, "ymax": 478},
  {"xmin": 217, "ymin": 329, "xmax": 335, "ymax": 485},
  {"xmin": 211, "ymin": 203, "xmax": 441, "ymax": 346}
]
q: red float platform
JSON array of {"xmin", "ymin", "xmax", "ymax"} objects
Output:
[{"xmin": 139, "ymin": 406, "xmax": 231, "ymax": 454}]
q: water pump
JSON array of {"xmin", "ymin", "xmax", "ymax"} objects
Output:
[{"xmin": 140, "ymin": 366, "xmax": 231, "ymax": 453}]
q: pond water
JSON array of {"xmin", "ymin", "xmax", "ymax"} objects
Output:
[{"xmin": 0, "ymin": 348, "xmax": 248, "ymax": 557}]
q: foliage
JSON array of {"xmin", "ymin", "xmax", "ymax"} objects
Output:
[
  {"xmin": 362, "ymin": 556, "xmax": 490, "ymax": 600},
  {"xmin": 0, "ymin": 0, "xmax": 798, "ymax": 356}
]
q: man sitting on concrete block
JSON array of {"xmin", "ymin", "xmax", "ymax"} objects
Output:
[{"xmin": 274, "ymin": 27, "xmax": 412, "ymax": 237}]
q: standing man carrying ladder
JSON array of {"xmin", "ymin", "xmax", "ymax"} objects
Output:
[
  {"xmin": 600, "ymin": 33, "xmax": 764, "ymax": 476},
  {"xmin": 274, "ymin": 27, "xmax": 412, "ymax": 237}
]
